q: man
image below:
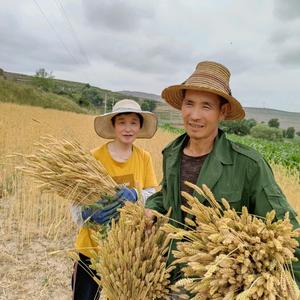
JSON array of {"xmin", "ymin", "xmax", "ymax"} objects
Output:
[{"xmin": 145, "ymin": 61, "xmax": 300, "ymax": 290}]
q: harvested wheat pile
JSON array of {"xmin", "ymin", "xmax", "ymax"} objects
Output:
[
  {"xmin": 163, "ymin": 182, "xmax": 300, "ymax": 300},
  {"xmin": 15, "ymin": 135, "xmax": 117, "ymax": 205},
  {"xmin": 90, "ymin": 202, "xmax": 176, "ymax": 300}
]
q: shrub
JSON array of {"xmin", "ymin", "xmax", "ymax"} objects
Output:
[
  {"xmin": 268, "ymin": 118, "xmax": 280, "ymax": 128},
  {"xmin": 286, "ymin": 127, "xmax": 295, "ymax": 139},
  {"xmin": 250, "ymin": 124, "xmax": 283, "ymax": 141},
  {"xmin": 220, "ymin": 119, "xmax": 257, "ymax": 136},
  {"xmin": 32, "ymin": 68, "xmax": 55, "ymax": 92}
]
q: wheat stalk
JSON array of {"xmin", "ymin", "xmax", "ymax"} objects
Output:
[
  {"xmin": 15, "ymin": 135, "xmax": 118, "ymax": 205},
  {"xmin": 162, "ymin": 182, "xmax": 300, "ymax": 300},
  {"xmin": 90, "ymin": 202, "xmax": 175, "ymax": 300}
]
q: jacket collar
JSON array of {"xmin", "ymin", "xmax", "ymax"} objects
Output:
[
  {"xmin": 165, "ymin": 129, "xmax": 233, "ymax": 165},
  {"xmin": 210, "ymin": 129, "xmax": 233, "ymax": 165},
  {"xmin": 164, "ymin": 129, "xmax": 234, "ymax": 203}
]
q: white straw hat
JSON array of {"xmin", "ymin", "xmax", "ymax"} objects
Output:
[{"xmin": 94, "ymin": 99, "xmax": 158, "ymax": 139}]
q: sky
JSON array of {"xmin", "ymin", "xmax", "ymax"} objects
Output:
[{"xmin": 1, "ymin": 0, "xmax": 300, "ymax": 112}]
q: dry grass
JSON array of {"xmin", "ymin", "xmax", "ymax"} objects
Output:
[{"xmin": 0, "ymin": 102, "xmax": 299, "ymax": 299}]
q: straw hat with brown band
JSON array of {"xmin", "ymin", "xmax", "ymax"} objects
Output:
[{"xmin": 161, "ymin": 61, "xmax": 245, "ymax": 120}]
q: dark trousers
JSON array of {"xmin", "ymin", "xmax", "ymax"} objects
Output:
[{"xmin": 72, "ymin": 253, "xmax": 101, "ymax": 300}]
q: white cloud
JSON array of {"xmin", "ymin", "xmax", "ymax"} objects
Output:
[{"xmin": 1, "ymin": 0, "xmax": 300, "ymax": 112}]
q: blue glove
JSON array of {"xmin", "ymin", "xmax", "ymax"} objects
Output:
[
  {"xmin": 116, "ymin": 187, "xmax": 138, "ymax": 202},
  {"xmin": 82, "ymin": 199, "xmax": 123, "ymax": 224}
]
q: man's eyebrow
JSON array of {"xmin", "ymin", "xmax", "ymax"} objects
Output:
[{"xmin": 202, "ymin": 101, "xmax": 214, "ymax": 106}]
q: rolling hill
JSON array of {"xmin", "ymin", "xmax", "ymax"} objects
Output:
[{"xmin": 1, "ymin": 69, "xmax": 299, "ymax": 131}]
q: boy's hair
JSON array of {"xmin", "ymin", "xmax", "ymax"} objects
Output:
[{"xmin": 111, "ymin": 112, "xmax": 144, "ymax": 128}]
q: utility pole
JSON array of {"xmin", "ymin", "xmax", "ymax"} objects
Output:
[{"xmin": 104, "ymin": 93, "xmax": 107, "ymax": 113}]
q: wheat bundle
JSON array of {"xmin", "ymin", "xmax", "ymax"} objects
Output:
[
  {"xmin": 90, "ymin": 202, "xmax": 177, "ymax": 300},
  {"xmin": 16, "ymin": 136, "xmax": 117, "ymax": 205},
  {"xmin": 163, "ymin": 182, "xmax": 300, "ymax": 300}
]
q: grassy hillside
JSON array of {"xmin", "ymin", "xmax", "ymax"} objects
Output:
[
  {"xmin": 2, "ymin": 70, "xmax": 150, "ymax": 113},
  {"xmin": 2, "ymin": 69, "xmax": 300, "ymax": 131},
  {"xmin": 0, "ymin": 77, "xmax": 87, "ymax": 114},
  {"xmin": 245, "ymin": 107, "xmax": 300, "ymax": 131}
]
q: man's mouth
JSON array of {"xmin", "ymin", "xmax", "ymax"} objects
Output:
[{"xmin": 189, "ymin": 123, "xmax": 204, "ymax": 129}]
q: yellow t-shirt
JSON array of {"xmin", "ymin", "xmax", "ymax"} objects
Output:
[{"xmin": 75, "ymin": 142, "xmax": 158, "ymax": 258}]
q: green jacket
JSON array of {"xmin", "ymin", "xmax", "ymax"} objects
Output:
[{"xmin": 146, "ymin": 130, "xmax": 300, "ymax": 284}]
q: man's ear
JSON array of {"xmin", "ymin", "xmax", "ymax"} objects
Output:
[{"xmin": 219, "ymin": 103, "xmax": 230, "ymax": 121}]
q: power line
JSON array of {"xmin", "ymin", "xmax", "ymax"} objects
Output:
[
  {"xmin": 32, "ymin": 0, "xmax": 81, "ymax": 66},
  {"xmin": 53, "ymin": 0, "xmax": 91, "ymax": 65}
]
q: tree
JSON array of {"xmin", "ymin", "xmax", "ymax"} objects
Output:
[
  {"xmin": 296, "ymin": 131, "xmax": 300, "ymax": 137},
  {"xmin": 80, "ymin": 87, "xmax": 103, "ymax": 106},
  {"xmin": 142, "ymin": 99, "xmax": 156, "ymax": 112},
  {"xmin": 220, "ymin": 118, "xmax": 257, "ymax": 136},
  {"xmin": 247, "ymin": 118, "xmax": 257, "ymax": 129},
  {"xmin": 282, "ymin": 129, "xmax": 286, "ymax": 138},
  {"xmin": 250, "ymin": 124, "xmax": 283, "ymax": 141},
  {"xmin": 141, "ymin": 101, "xmax": 150, "ymax": 111},
  {"xmin": 286, "ymin": 127, "xmax": 295, "ymax": 139},
  {"xmin": 32, "ymin": 68, "xmax": 55, "ymax": 91},
  {"xmin": 268, "ymin": 118, "xmax": 280, "ymax": 128}
]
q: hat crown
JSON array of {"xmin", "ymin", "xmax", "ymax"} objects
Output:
[
  {"xmin": 161, "ymin": 60, "xmax": 245, "ymax": 120},
  {"xmin": 186, "ymin": 61, "xmax": 232, "ymax": 95},
  {"xmin": 112, "ymin": 99, "xmax": 142, "ymax": 113}
]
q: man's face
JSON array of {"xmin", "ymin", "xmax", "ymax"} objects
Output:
[{"xmin": 181, "ymin": 90, "xmax": 228, "ymax": 141}]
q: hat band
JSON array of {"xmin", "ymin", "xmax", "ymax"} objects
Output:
[
  {"xmin": 188, "ymin": 72, "xmax": 232, "ymax": 96},
  {"xmin": 113, "ymin": 107, "xmax": 142, "ymax": 113}
]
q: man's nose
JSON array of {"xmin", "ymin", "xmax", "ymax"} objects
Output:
[{"xmin": 190, "ymin": 107, "xmax": 203, "ymax": 119}]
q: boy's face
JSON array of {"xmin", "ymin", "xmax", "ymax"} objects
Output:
[
  {"xmin": 113, "ymin": 113, "xmax": 141, "ymax": 145},
  {"xmin": 181, "ymin": 90, "xmax": 228, "ymax": 142}
]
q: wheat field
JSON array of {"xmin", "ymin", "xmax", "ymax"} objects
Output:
[{"xmin": 0, "ymin": 102, "xmax": 299, "ymax": 299}]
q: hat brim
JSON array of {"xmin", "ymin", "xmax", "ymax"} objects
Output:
[
  {"xmin": 94, "ymin": 109, "xmax": 158, "ymax": 139},
  {"xmin": 162, "ymin": 84, "xmax": 245, "ymax": 120}
]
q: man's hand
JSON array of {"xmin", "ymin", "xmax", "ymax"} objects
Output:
[{"xmin": 145, "ymin": 208, "xmax": 155, "ymax": 220}]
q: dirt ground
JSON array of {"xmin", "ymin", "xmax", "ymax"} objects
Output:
[{"xmin": 0, "ymin": 196, "xmax": 74, "ymax": 300}]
